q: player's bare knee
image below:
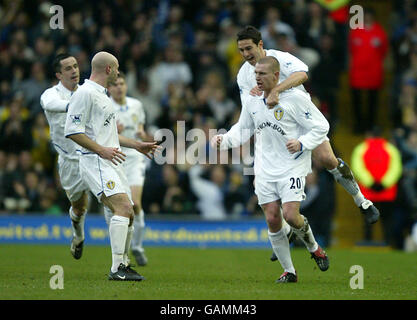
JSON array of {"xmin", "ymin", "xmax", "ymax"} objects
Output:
[
  {"xmin": 265, "ymin": 214, "xmax": 282, "ymax": 231},
  {"xmin": 71, "ymin": 195, "xmax": 88, "ymax": 215},
  {"xmin": 282, "ymin": 208, "xmax": 298, "ymax": 227}
]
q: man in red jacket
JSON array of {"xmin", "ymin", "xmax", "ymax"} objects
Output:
[{"xmin": 349, "ymin": 8, "xmax": 388, "ymax": 134}]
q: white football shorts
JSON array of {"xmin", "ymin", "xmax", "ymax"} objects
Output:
[
  {"xmin": 254, "ymin": 175, "xmax": 306, "ymax": 205},
  {"xmin": 79, "ymin": 154, "xmax": 133, "ymax": 204},
  {"xmin": 57, "ymin": 156, "xmax": 88, "ymax": 202},
  {"xmin": 122, "ymin": 154, "xmax": 146, "ymax": 187}
]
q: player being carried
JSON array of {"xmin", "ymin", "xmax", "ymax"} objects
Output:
[
  {"xmin": 212, "ymin": 56, "xmax": 329, "ymax": 282},
  {"xmin": 108, "ymin": 72, "xmax": 149, "ymax": 266}
]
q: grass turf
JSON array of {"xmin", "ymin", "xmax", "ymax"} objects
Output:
[{"xmin": 1, "ymin": 244, "xmax": 416, "ymax": 300}]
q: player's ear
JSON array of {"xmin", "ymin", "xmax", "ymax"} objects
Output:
[
  {"xmin": 55, "ymin": 72, "xmax": 62, "ymax": 80},
  {"xmin": 258, "ymin": 40, "xmax": 264, "ymax": 49}
]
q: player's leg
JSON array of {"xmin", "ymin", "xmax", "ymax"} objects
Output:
[
  {"xmin": 270, "ymin": 205, "xmax": 296, "ymax": 261},
  {"xmin": 130, "ymin": 185, "xmax": 148, "ymax": 266},
  {"xmin": 261, "ymin": 200, "xmax": 297, "ymax": 283},
  {"xmin": 102, "ymin": 193, "xmax": 144, "ymax": 281},
  {"xmin": 59, "ymin": 157, "xmax": 90, "ymax": 259},
  {"xmin": 253, "ymin": 177, "xmax": 293, "ymax": 262},
  {"xmin": 69, "ymin": 191, "xmax": 88, "ymax": 259},
  {"xmin": 282, "ymin": 201, "xmax": 329, "ymax": 271},
  {"xmin": 313, "ymin": 140, "xmax": 380, "ymax": 224}
]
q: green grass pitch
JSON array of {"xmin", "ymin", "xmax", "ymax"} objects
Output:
[{"xmin": 1, "ymin": 244, "xmax": 416, "ymax": 300}]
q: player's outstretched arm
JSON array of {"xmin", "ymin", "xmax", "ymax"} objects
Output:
[
  {"xmin": 118, "ymin": 134, "xmax": 161, "ymax": 160},
  {"xmin": 67, "ymin": 133, "xmax": 126, "ymax": 165}
]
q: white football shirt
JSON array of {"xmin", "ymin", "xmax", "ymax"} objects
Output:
[
  {"xmin": 237, "ymin": 49, "xmax": 309, "ymax": 106},
  {"xmin": 220, "ymin": 92, "xmax": 329, "ymax": 181},
  {"xmin": 111, "ymin": 96, "xmax": 146, "ymax": 160},
  {"xmin": 40, "ymin": 81, "xmax": 79, "ymax": 161},
  {"xmin": 64, "ymin": 79, "xmax": 120, "ymax": 153}
]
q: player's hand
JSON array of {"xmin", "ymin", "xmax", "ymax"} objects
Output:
[
  {"xmin": 286, "ymin": 139, "xmax": 301, "ymax": 154},
  {"xmin": 136, "ymin": 141, "xmax": 162, "ymax": 160},
  {"xmin": 249, "ymin": 86, "xmax": 263, "ymax": 96},
  {"xmin": 98, "ymin": 147, "xmax": 126, "ymax": 165},
  {"xmin": 210, "ymin": 135, "xmax": 223, "ymax": 149},
  {"xmin": 266, "ymin": 88, "xmax": 280, "ymax": 108}
]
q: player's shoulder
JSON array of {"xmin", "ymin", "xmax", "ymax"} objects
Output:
[
  {"xmin": 237, "ymin": 61, "xmax": 252, "ymax": 79},
  {"xmin": 126, "ymin": 96, "xmax": 142, "ymax": 106},
  {"xmin": 41, "ymin": 85, "xmax": 57, "ymax": 98},
  {"xmin": 266, "ymin": 49, "xmax": 294, "ymax": 62}
]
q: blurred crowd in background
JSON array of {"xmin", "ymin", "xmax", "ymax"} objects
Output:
[{"xmin": 0, "ymin": 0, "xmax": 416, "ymax": 249}]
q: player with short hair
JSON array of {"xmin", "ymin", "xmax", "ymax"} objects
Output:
[
  {"xmin": 212, "ymin": 56, "xmax": 330, "ymax": 282},
  {"xmin": 40, "ymin": 53, "xmax": 89, "ymax": 260},
  {"xmin": 64, "ymin": 51, "xmax": 159, "ymax": 281},
  {"xmin": 235, "ymin": 26, "xmax": 379, "ymax": 225},
  {"xmin": 108, "ymin": 73, "xmax": 148, "ymax": 266},
  {"xmin": 234, "ymin": 26, "xmax": 379, "ymax": 262}
]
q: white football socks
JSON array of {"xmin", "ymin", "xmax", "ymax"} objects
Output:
[
  {"xmin": 69, "ymin": 207, "xmax": 86, "ymax": 245},
  {"xmin": 292, "ymin": 215, "xmax": 319, "ymax": 253},
  {"xmin": 328, "ymin": 163, "xmax": 365, "ymax": 207},
  {"xmin": 109, "ymin": 215, "xmax": 129, "ymax": 273},
  {"xmin": 268, "ymin": 229, "xmax": 296, "ymax": 274},
  {"xmin": 131, "ymin": 209, "xmax": 146, "ymax": 253}
]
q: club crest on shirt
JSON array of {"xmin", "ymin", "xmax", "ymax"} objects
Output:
[
  {"xmin": 274, "ymin": 107, "xmax": 284, "ymax": 121},
  {"xmin": 70, "ymin": 114, "xmax": 82, "ymax": 124},
  {"xmin": 106, "ymin": 180, "xmax": 115, "ymax": 190}
]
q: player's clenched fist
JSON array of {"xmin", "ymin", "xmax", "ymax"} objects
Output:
[
  {"xmin": 210, "ymin": 135, "xmax": 223, "ymax": 149},
  {"xmin": 286, "ymin": 139, "xmax": 301, "ymax": 154}
]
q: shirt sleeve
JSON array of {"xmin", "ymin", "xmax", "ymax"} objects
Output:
[
  {"xmin": 286, "ymin": 99, "xmax": 329, "ymax": 151},
  {"xmin": 64, "ymin": 88, "xmax": 91, "ymax": 137},
  {"xmin": 40, "ymin": 88, "xmax": 69, "ymax": 113},
  {"xmin": 237, "ymin": 68, "xmax": 253, "ymax": 109},
  {"xmin": 277, "ymin": 52, "xmax": 309, "ymax": 76},
  {"xmin": 220, "ymin": 100, "xmax": 255, "ymax": 150}
]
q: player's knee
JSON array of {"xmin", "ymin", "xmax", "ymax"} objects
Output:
[
  {"xmin": 282, "ymin": 208, "xmax": 298, "ymax": 226},
  {"xmin": 264, "ymin": 208, "xmax": 282, "ymax": 230},
  {"xmin": 72, "ymin": 202, "xmax": 87, "ymax": 216},
  {"xmin": 114, "ymin": 201, "xmax": 134, "ymax": 219}
]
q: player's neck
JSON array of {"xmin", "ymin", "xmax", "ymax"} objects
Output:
[
  {"xmin": 89, "ymin": 74, "xmax": 107, "ymax": 89},
  {"xmin": 114, "ymin": 97, "xmax": 126, "ymax": 105},
  {"xmin": 61, "ymin": 81, "xmax": 77, "ymax": 92},
  {"xmin": 264, "ymin": 89, "xmax": 272, "ymax": 99}
]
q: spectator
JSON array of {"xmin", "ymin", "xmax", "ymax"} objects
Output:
[
  {"xmin": 148, "ymin": 45, "xmax": 193, "ymax": 101},
  {"xmin": 0, "ymin": 97, "xmax": 32, "ymax": 154},
  {"xmin": 188, "ymin": 164, "xmax": 227, "ymax": 220},
  {"xmin": 259, "ymin": 7, "xmax": 296, "ymax": 49},
  {"xmin": 348, "ymin": 8, "xmax": 389, "ymax": 134}
]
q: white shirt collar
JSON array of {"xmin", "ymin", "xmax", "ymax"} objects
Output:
[
  {"xmin": 57, "ymin": 81, "xmax": 77, "ymax": 95},
  {"xmin": 84, "ymin": 79, "xmax": 107, "ymax": 93}
]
